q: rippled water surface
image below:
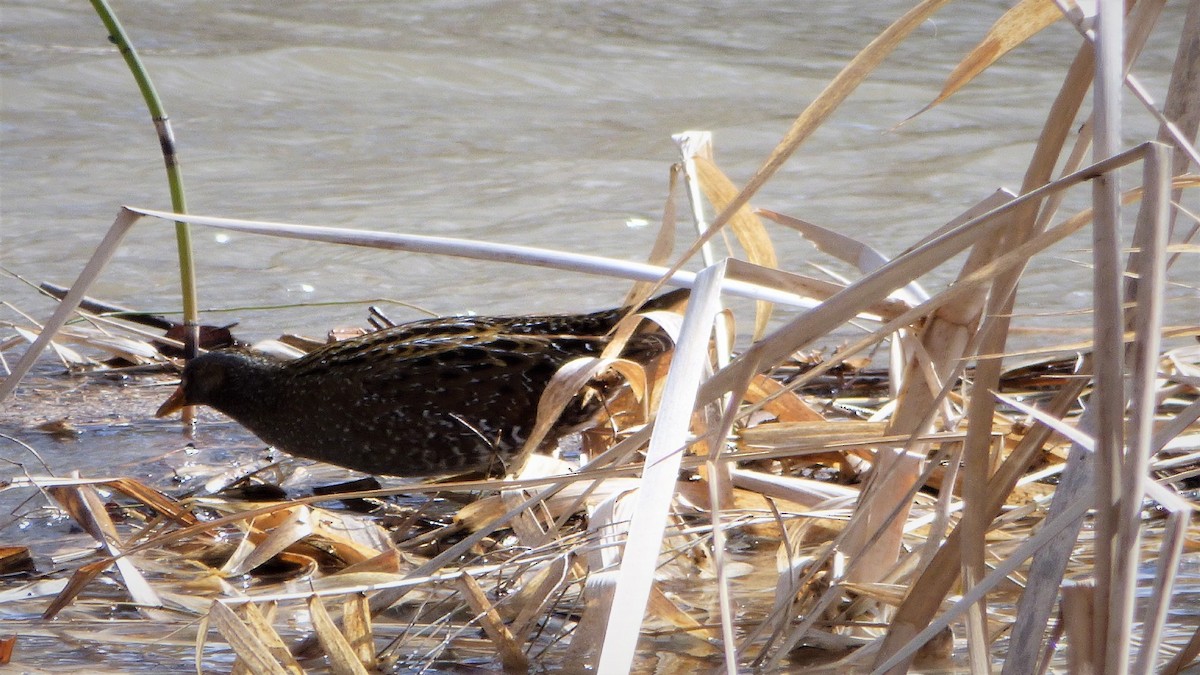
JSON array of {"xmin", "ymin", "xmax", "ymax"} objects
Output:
[
  {"xmin": 0, "ymin": 2, "xmax": 1195, "ymax": 670},
  {"xmin": 3, "ymin": 1, "xmax": 1186, "ymax": 339}
]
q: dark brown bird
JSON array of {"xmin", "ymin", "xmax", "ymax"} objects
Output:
[{"xmin": 156, "ymin": 289, "xmax": 687, "ymax": 476}]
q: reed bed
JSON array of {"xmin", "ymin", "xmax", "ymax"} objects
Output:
[{"xmin": 2, "ymin": 1, "xmax": 1198, "ymax": 673}]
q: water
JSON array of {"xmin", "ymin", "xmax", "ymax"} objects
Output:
[
  {"xmin": 0, "ymin": 2, "xmax": 1195, "ymax": 670},
  {"xmin": 2, "ymin": 1, "xmax": 1187, "ymax": 341}
]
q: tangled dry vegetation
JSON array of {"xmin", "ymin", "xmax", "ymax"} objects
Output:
[{"xmin": 2, "ymin": 1, "xmax": 1199, "ymax": 673}]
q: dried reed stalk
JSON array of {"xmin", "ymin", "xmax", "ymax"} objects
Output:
[{"xmin": 3, "ymin": 2, "xmax": 1197, "ymax": 673}]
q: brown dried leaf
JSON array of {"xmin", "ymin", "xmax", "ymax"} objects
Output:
[
  {"xmin": 917, "ymin": 0, "xmax": 1064, "ymax": 116},
  {"xmin": 456, "ymin": 573, "xmax": 530, "ymax": 671},
  {"xmin": 45, "ymin": 484, "xmax": 161, "ymax": 612},
  {"xmin": 108, "ymin": 477, "xmax": 198, "ymax": 526},
  {"xmin": 660, "ymin": 0, "xmax": 954, "ymax": 281},
  {"xmin": 691, "ymin": 155, "xmax": 777, "ymax": 340},
  {"xmin": 209, "ymin": 600, "xmax": 294, "ymax": 675},
  {"xmin": 223, "ymin": 506, "xmax": 313, "ymax": 576},
  {"xmin": 341, "ymin": 593, "xmax": 375, "ymax": 668},
  {"xmin": 647, "ymin": 585, "xmax": 722, "ymax": 649},
  {"xmin": 507, "ymin": 555, "xmax": 571, "ymax": 641},
  {"xmin": 307, "ymin": 508, "xmax": 393, "ymax": 564},
  {"xmin": 0, "ymin": 547, "xmax": 34, "ymax": 575},
  {"xmin": 308, "ymin": 594, "xmax": 370, "ymax": 675},
  {"xmin": 35, "ymin": 418, "xmax": 78, "ymax": 438},
  {"xmin": 739, "ymin": 420, "xmax": 887, "ymax": 448},
  {"xmin": 42, "ymin": 559, "xmax": 110, "ymax": 619},
  {"xmin": 744, "ymin": 374, "xmax": 825, "ymax": 423},
  {"xmin": 626, "ymin": 164, "xmax": 681, "ymax": 305},
  {"xmin": 231, "ymin": 602, "xmax": 303, "ymax": 675}
]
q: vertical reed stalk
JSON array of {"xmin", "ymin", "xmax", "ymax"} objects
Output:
[
  {"xmin": 88, "ymin": 0, "xmax": 198, "ymax": 360},
  {"xmin": 1090, "ymin": 2, "xmax": 1126, "ymax": 672}
]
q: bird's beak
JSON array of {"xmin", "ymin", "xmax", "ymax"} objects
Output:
[{"xmin": 156, "ymin": 386, "xmax": 188, "ymax": 417}]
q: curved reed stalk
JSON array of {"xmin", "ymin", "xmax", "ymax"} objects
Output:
[{"xmin": 88, "ymin": 0, "xmax": 198, "ymax": 359}]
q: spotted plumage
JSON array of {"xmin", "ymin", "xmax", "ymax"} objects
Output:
[{"xmin": 157, "ymin": 289, "xmax": 686, "ymax": 476}]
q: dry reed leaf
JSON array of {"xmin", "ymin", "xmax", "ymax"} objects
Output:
[
  {"xmin": 744, "ymin": 373, "xmax": 824, "ymax": 423},
  {"xmin": 195, "ymin": 610, "xmax": 211, "ymax": 675},
  {"xmin": 13, "ymin": 327, "xmax": 93, "ymax": 367},
  {"xmin": 230, "ymin": 602, "xmax": 303, "ymax": 675},
  {"xmin": 209, "ymin": 600, "xmax": 295, "ymax": 675},
  {"xmin": 646, "ymin": 585, "xmax": 722, "ymax": 649},
  {"xmin": 41, "ymin": 559, "xmax": 111, "ymax": 620},
  {"xmin": 54, "ymin": 325, "xmax": 163, "ymax": 363},
  {"xmin": 757, "ymin": 209, "xmax": 928, "ymax": 308},
  {"xmin": 516, "ymin": 352, "xmax": 660, "ymax": 480},
  {"xmin": 456, "ymin": 573, "xmax": 530, "ymax": 671},
  {"xmin": 107, "ymin": 478, "xmax": 198, "ymax": 526},
  {"xmin": 585, "ymin": 480, "xmax": 647, "ymax": 571},
  {"xmin": 626, "ymin": 163, "xmax": 681, "ymax": 305},
  {"xmin": 45, "ymin": 484, "xmax": 162, "ymax": 613},
  {"xmin": 713, "ymin": 467, "xmax": 859, "ymax": 540},
  {"xmin": 456, "ymin": 476, "xmax": 643, "ymax": 533},
  {"xmin": 453, "ymin": 494, "xmax": 511, "ymax": 532},
  {"xmin": 341, "ymin": 593, "xmax": 375, "ymax": 668},
  {"xmin": 223, "ymin": 506, "xmax": 313, "ymax": 576},
  {"xmin": 691, "ymin": 155, "xmax": 777, "ymax": 340},
  {"xmin": 840, "ymin": 581, "xmax": 912, "ymax": 608},
  {"xmin": 599, "ymin": 358, "xmax": 652, "ymax": 408},
  {"xmin": 917, "ymin": 0, "xmax": 1064, "ymax": 117},
  {"xmin": 308, "ymin": 572, "xmax": 411, "ymax": 593},
  {"xmin": 738, "ymin": 421, "xmax": 887, "ymax": 448},
  {"xmin": 307, "ymin": 509, "xmax": 393, "ymax": 564},
  {"xmin": 307, "ymin": 594, "xmax": 370, "ymax": 675},
  {"xmin": 516, "ymin": 356, "xmax": 604, "ymax": 469},
  {"xmin": 506, "ymin": 555, "xmax": 570, "ymax": 641},
  {"xmin": 502, "ymin": 488, "xmax": 556, "ymax": 549},
  {"xmin": 724, "ymin": 255, "xmax": 907, "ymax": 321},
  {"xmin": 0, "ymin": 547, "xmax": 33, "ymax": 576},
  {"xmin": 658, "ymin": 0, "xmax": 954, "ymax": 282},
  {"xmin": 838, "ymin": 443, "xmax": 925, "ymax": 586}
]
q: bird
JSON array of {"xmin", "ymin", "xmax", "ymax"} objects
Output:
[{"xmin": 156, "ymin": 289, "xmax": 688, "ymax": 477}]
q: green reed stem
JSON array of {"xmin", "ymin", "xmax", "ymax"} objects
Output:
[{"xmin": 88, "ymin": 0, "xmax": 199, "ymax": 358}]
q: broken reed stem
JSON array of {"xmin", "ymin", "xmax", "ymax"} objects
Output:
[
  {"xmin": 650, "ymin": 0, "xmax": 954, "ymax": 302},
  {"xmin": 88, "ymin": 0, "xmax": 198, "ymax": 359}
]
